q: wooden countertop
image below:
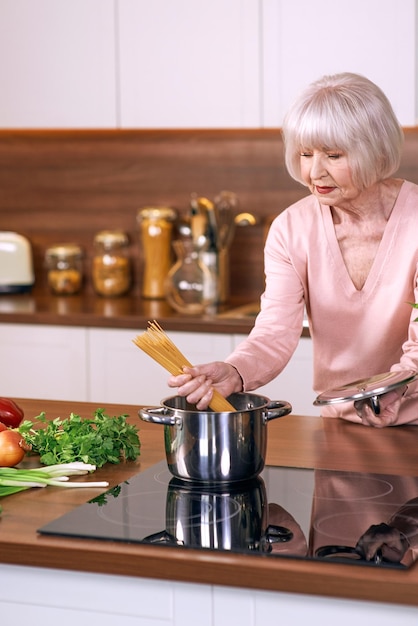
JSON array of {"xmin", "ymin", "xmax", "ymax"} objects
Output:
[
  {"xmin": 0, "ymin": 291, "xmax": 311, "ymax": 337},
  {"xmin": 0, "ymin": 291, "xmax": 257, "ymax": 333},
  {"xmin": 1, "ymin": 397, "xmax": 418, "ymax": 606}
]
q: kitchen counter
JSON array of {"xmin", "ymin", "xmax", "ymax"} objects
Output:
[
  {"xmin": 1, "ymin": 397, "xmax": 418, "ymax": 608},
  {"xmin": 0, "ymin": 291, "xmax": 257, "ymax": 334},
  {"xmin": 0, "ymin": 290, "xmax": 311, "ymax": 337}
]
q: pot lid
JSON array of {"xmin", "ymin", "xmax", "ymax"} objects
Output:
[{"xmin": 314, "ymin": 370, "xmax": 418, "ymax": 406}]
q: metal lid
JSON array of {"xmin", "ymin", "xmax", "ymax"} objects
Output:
[
  {"xmin": 314, "ymin": 370, "xmax": 418, "ymax": 406},
  {"xmin": 94, "ymin": 230, "xmax": 129, "ymax": 247},
  {"xmin": 137, "ymin": 207, "xmax": 177, "ymax": 222},
  {"xmin": 45, "ymin": 243, "xmax": 83, "ymax": 259}
]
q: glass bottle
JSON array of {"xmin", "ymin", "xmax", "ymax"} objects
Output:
[
  {"xmin": 165, "ymin": 239, "xmax": 217, "ymax": 315},
  {"xmin": 92, "ymin": 230, "xmax": 131, "ymax": 297},
  {"xmin": 45, "ymin": 243, "xmax": 83, "ymax": 295},
  {"xmin": 137, "ymin": 207, "xmax": 177, "ymax": 299}
]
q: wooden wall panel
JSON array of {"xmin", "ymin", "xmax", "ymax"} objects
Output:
[{"xmin": 0, "ymin": 129, "xmax": 417, "ymax": 301}]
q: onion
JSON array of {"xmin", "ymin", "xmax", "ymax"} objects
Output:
[{"xmin": 0, "ymin": 430, "xmax": 30, "ymax": 467}]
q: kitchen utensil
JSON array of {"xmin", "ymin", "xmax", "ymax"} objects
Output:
[
  {"xmin": 313, "ymin": 370, "xmax": 418, "ymax": 415},
  {"xmin": 191, "ymin": 195, "xmax": 219, "ymax": 251},
  {"xmin": 190, "ymin": 196, "xmax": 220, "ymax": 301},
  {"xmin": 234, "ymin": 212, "xmax": 258, "ymax": 226},
  {"xmin": 190, "ymin": 212, "xmax": 208, "ymax": 249},
  {"xmin": 214, "ymin": 190, "xmax": 238, "ymax": 249},
  {"xmin": 214, "ymin": 191, "xmax": 238, "ymax": 303},
  {"xmin": 0, "ymin": 232, "xmax": 34, "ymax": 293},
  {"xmin": 189, "ymin": 191, "xmax": 239, "ymax": 304},
  {"xmin": 139, "ymin": 391, "xmax": 292, "ymax": 483},
  {"xmin": 133, "ymin": 320, "xmax": 236, "ymax": 412}
]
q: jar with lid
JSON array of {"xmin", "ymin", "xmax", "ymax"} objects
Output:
[
  {"xmin": 45, "ymin": 244, "xmax": 83, "ymax": 295},
  {"xmin": 137, "ymin": 207, "xmax": 177, "ymax": 299},
  {"xmin": 92, "ymin": 230, "xmax": 131, "ymax": 297}
]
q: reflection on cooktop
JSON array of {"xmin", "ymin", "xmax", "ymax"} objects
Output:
[{"xmin": 38, "ymin": 461, "xmax": 418, "ymax": 569}]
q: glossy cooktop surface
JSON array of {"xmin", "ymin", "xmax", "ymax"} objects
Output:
[{"xmin": 38, "ymin": 461, "xmax": 418, "ymax": 568}]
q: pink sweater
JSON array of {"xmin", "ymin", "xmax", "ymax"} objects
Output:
[{"xmin": 226, "ymin": 180, "xmax": 418, "ymax": 424}]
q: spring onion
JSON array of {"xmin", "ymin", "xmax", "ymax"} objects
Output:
[{"xmin": 0, "ymin": 462, "xmax": 109, "ymax": 498}]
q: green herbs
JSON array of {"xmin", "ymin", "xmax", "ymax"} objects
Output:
[
  {"xmin": 90, "ymin": 483, "xmax": 123, "ymax": 506},
  {"xmin": 18, "ymin": 409, "xmax": 141, "ymax": 467}
]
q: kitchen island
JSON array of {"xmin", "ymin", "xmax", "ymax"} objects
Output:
[{"xmin": 1, "ymin": 398, "xmax": 418, "ymax": 625}]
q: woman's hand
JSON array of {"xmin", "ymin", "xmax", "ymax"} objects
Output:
[
  {"xmin": 167, "ymin": 361, "xmax": 243, "ymax": 410},
  {"xmin": 354, "ymin": 387, "xmax": 405, "ymax": 427},
  {"xmin": 355, "ymin": 522, "xmax": 409, "ymax": 563}
]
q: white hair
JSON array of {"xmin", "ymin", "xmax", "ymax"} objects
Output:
[{"xmin": 282, "ymin": 73, "xmax": 404, "ymax": 190}]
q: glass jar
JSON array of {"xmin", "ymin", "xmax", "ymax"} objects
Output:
[
  {"xmin": 137, "ymin": 207, "xmax": 177, "ymax": 299},
  {"xmin": 45, "ymin": 244, "xmax": 83, "ymax": 295},
  {"xmin": 92, "ymin": 230, "xmax": 131, "ymax": 297},
  {"xmin": 165, "ymin": 239, "xmax": 216, "ymax": 315}
]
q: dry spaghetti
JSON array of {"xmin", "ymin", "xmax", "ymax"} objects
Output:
[{"xmin": 133, "ymin": 320, "xmax": 236, "ymax": 412}]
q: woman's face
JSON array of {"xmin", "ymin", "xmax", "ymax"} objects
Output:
[{"xmin": 299, "ymin": 148, "xmax": 361, "ymax": 206}]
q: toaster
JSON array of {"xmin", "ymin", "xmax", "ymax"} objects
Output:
[{"xmin": 0, "ymin": 232, "xmax": 35, "ymax": 293}]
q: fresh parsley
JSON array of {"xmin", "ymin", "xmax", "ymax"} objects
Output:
[
  {"xmin": 18, "ymin": 409, "xmax": 141, "ymax": 467},
  {"xmin": 90, "ymin": 484, "xmax": 123, "ymax": 506}
]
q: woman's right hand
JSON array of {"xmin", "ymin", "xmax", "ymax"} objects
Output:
[
  {"xmin": 355, "ymin": 522, "xmax": 409, "ymax": 563},
  {"xmin": 167, "ymin": 361, "xmax": 243, "ymax": 410}
]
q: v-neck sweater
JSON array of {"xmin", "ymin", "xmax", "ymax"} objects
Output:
[{"xmin": 226, "ymin": 180, "xmax": 418, "ymax": 425}]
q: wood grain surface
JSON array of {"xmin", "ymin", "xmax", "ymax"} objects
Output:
[
  {"xmin": 1, "ymin": 128, "xmax": 417, "ymax": 303},
  {"xmin": 1, "ymin": 397, "xmax": 418, "ymax": 606}
]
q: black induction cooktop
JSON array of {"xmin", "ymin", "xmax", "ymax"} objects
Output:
[{"xmin": 38, "ymin": 460, "xmax": 418, "ymax": 569}]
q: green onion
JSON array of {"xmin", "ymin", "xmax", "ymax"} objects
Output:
[{"xmin": 0, "ymin": 462, "xmax": 109, "ymax": 498}]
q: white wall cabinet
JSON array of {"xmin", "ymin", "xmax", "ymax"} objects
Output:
[
  {"xmin": 118, "ymin": 0, "xmax": 261, "ymax": 128},
  {"xmin": 88, "ymin": 327, "xmax": 234, "ymax": 405},
  {"xmin": 0, "ymin": 322, "xmax": 315, "ymax": 416},
  {"xmin": 0, "ymin": 323, "xmax": 88, "ymax": 401},
  {"xmin": 0, "ymin": 0, "xmax": 117, "ymax": 128},
  {"xmin": 233, "ymin": 334, "xmax": 317, "ymax": 416},
  {"xmin": 0, "ymin": 322, "xmax": 237, "ymax": 406},
  {"xmin": 261, "ymin": 0, "xmax": 417, "ymax": 126},
  {"xmin": 0, "ymin": 0, "xmax": 416, "ymax": 128}
]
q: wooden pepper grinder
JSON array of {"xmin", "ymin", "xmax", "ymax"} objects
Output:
[{"xmin": 137, "ymin": 207, "xmax": 177, "ymax": 299}]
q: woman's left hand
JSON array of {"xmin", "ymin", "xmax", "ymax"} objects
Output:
[{"xmin": 354, "ymin": 387, "xmax": 405, "ymax": 427}]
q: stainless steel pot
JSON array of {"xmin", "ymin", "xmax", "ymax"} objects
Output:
[
  {"xmin": 144, "ymin": 476, "xmax": 294, "ymax": 553},
  {"xmin": 139, "ymin": 392, "xmax": 292, "ymax": 483},
  {"xmin": 165, "ymin": 476, "xmax": 267, "ymax": 550}
]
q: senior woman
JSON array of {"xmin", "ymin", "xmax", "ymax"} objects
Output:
[{"xmin": 169, "ymin": 72, "xmax": 418, "ymax": 427}]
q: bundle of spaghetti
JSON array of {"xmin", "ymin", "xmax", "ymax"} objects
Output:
[{"xmin": 133, "ymin": 320, "xmax": 236, "ymax": 412}]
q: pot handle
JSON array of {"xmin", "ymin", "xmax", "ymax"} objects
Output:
[
  {"xmin": 138, "ymin": 407, "xmax": 179, "ymax": 426},
  {"xmin": 264, "ymin": 400, "xmax": 292, "ymax": 422}
]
